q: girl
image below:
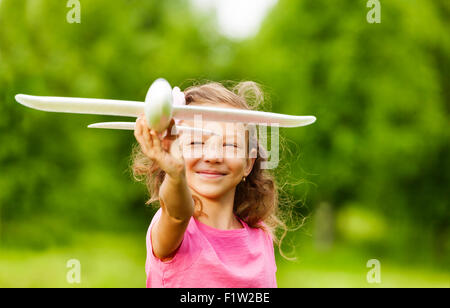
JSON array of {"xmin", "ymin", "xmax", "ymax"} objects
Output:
[{"xmin": 133, "ymin": 81, "xmax": 289, "ymax": 288}]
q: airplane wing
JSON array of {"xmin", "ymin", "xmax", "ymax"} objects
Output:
[
  {"xmin": 172, "ymin": 105, "xmax": 316, "ymax": 127},
  {"xmin": 15, "ymin": 94, "xmax": 316, "ymax": 127},
  {"xmin": 15, "ymin": 94, "xmax": 144, "ymax": 117},
  {"xmin": 88, "ymin": 122, "xmax": 217, "ymax": 135}
]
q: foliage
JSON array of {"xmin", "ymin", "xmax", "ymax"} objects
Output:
[{"xmin": 0, "ymin": 0, "xmax": 448, "ymax": 286}]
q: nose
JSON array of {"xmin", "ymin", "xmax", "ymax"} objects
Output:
[{"xmin": 202, "ymin": 138, "xmax": 223, "ymax": 164}]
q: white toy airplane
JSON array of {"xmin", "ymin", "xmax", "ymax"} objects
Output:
[{"xmin": 15, "ymin": 78, "xmax": 316, "ymax": 135}]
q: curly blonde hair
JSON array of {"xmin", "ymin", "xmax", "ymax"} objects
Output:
[{"xmin": 132, "ymin": 80, "xmax": 303, "ymax": 260}]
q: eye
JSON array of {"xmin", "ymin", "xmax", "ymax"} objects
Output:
[
  {"xmin": 224, "ymin": 143, "xmax": 238, "ymax": 147},
  {"xmin": 190, "ymin": 141, "xmax": 203, "ymax": 145}
]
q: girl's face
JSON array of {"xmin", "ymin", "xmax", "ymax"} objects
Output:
[{"xmin": 178, "ymin": 103, "xmax": 257, "ymax": 199}]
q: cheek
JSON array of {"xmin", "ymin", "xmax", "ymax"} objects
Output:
[
  {"xmin": 183, "ymin": 157, "xmax": 197, "ymax": 174},
  {"xmin": 223, "ymin": 158, "xmax": 247, "ymax": 176}
]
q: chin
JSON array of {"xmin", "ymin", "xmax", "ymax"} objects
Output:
[{"xmin": 192, "ymin": 185, "xmax": 226, "ymax": 199}]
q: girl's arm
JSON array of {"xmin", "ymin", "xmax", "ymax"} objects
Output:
[
  {"xmin": 134, "ymin": 117, "xmax": 194, "ymax": 261},
  {"xmin": 153, "ymin": 172, "xmax": 194, "ymax": 261}
]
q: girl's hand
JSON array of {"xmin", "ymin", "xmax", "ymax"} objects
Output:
[{"xmin": 134, "ymin": 116, "xmax": 185, "ymax": 178}]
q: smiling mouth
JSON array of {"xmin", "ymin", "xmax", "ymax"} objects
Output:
[{"xmin": 196, "ymin": 172, "xmax": 227, "ymax": 178}]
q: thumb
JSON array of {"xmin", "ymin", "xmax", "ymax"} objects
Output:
[
  {"xmin": 161, "ymin": 118, "xmax": 178, "ymax": 151},
  {"xmin": 166, "ymin": 118, "xmax": 178, "ymax": 138},
  {"xmin": 161, "ymin": 118, "xmax": 177, "ymax": 139}
]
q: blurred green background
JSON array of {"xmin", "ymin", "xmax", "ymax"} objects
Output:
[{"xmin": 0, "ymin": 0, "xmax": 448, "ymax": 287}]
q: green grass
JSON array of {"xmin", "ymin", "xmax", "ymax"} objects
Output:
[
  {"xmin": 0, "ymin": 232, "xmax": 448, "ymax": 288},
  {"xmin": 277, "ymin": 264, "xmax": 450, "ymax": 288},
  {"xmin": 0, "ymin": 232, "xmax": 146, "ymax": 288},
  {"xmin": 276, "ymin": 240, "xmax": 450, "ymax": 288}
]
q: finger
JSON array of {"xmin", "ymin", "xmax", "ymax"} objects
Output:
[
  {"xmin": 138, "ymin": 138, "xmax": 149, "ymax": 155},
  {"xmin": 161, "ymin": 138, "xmax": 170, "ymax": 152},
  {"xmin": 161, "ymin": 119, "xmax": 177, "ymax": 151},
  {"xmin": 136, "ymin": 125, "xmax": 150, "ymax": 152},
  {"xmin": 142, "ymin": 122, "xmax": 153, "ymax": 149},
  {"xmin": 166, "ymin": 118, "xmax": 177, "ymax": 139},
  {"xmin": 134, "ymin": 117, "xmax": 143, "ymax": 137},
  {"xmin": 151, "ymin": 130, "xmax": 161, "ymax": 149},
  {"xmin": 134, "ymin": 120, "xmax": 148, "ymax": 152},
  {"xmin": 135, "ymin": 133, "xmax": 148, "ymax": 154}
]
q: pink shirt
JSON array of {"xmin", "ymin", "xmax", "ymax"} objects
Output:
[{"xmin": 145, "ymin": 208, "xmax": 277, "ymax": 288}]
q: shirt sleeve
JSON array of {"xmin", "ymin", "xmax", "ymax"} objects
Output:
[
  {"xmin": 145, "ymin": 208, "xmax": 201, "ymax": 277},
  {"xmin": 259, "ymin": 221, "xmax": 278, "ymax": 273}
]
